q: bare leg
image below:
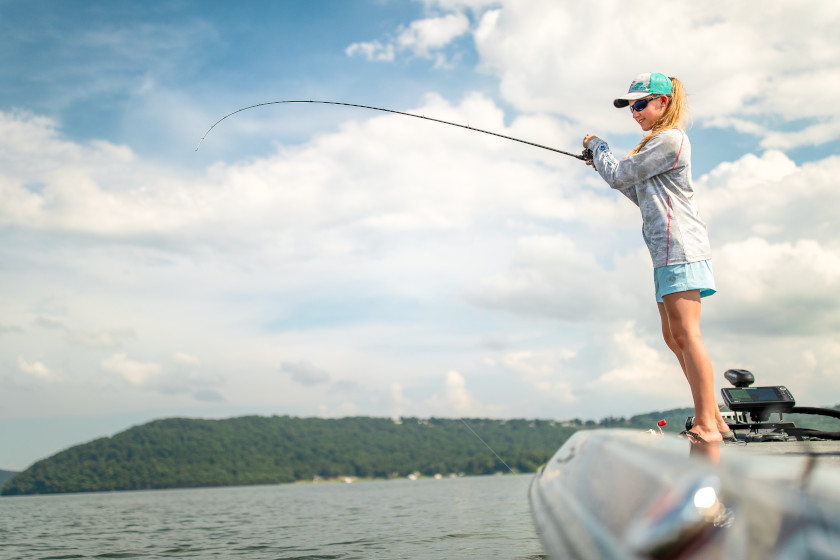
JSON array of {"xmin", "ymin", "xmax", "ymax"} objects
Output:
[
  {"xmin": 657, "ymin": 302, "xmax": 730, "ymax": 434},
  {"xmin": 658, "ymin": 291, "xmax": 727, "ymax": 442}
]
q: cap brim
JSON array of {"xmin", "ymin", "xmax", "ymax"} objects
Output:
[{"xmin": 613, "ymin": 92, "xmax": 648, "ymax": 108}]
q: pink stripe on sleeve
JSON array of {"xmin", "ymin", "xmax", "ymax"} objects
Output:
[{"xmin": 665, "ymin": 195, "xmax": 672, "ymax": 265}]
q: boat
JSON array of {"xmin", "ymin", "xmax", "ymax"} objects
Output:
[{"xmin": 529, "ymin": 370, "xmax": 840, "ymax": 559}]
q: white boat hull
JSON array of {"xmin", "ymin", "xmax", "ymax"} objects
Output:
[{"xmin": 529, "ymin": 429, "xmax": 840, "ymax": 559}]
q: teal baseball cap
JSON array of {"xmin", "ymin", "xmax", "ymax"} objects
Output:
[{"xmin": 613, "ymin": 73, "xmax": 673, "ymax": 108}]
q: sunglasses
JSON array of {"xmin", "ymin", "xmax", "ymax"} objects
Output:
[{"xmin": 629, "ymin": 96, "xmax": 660, "ymax": 113}]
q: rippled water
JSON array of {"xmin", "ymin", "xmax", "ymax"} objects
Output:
[{"xmin": 0, "ymin": 473, "xmax": 545, "ymax": 559}]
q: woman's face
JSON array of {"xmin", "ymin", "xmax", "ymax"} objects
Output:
[{"xmin": 629, "ymin": 95, "xmax": 668, "ymax": 131}]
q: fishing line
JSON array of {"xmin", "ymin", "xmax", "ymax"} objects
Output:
[
  {"xmin": 196, "ymin": 100, "xmax": 593, "ymax": 161},
  {"xmin": 460, "ymin": 418, "xmax": 515, "ymax": 474}
]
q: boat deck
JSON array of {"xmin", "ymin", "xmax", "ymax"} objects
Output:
[{"xmin": 529, "ymin": 429, "xmax": 840, "ymax": 559}]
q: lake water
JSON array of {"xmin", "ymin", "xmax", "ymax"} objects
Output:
[{"xmin": 0, "ymin": 473, "xmax": 546, "ymax": 559}]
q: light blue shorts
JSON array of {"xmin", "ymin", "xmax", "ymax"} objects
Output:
[{"xmin": 654, "ymin": 260, "xmax": 716, "ymax": 303}]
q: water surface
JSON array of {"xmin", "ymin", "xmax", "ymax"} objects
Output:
[{"xmin": 1, "ymin": 473, "xmax": 545, "ymax": 559}]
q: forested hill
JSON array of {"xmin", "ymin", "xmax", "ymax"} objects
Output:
[
  {"xmin": 1, "ymin": 411, "xmax": 694, "ymax": 496},
  {"xmin": 0, "ymin": 470, "xmax": 18, "ymax": 488}
]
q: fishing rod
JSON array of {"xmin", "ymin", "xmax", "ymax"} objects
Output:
[{"xmin": 196, "ymin": 100, "xmax": 593, "ymax": 162}]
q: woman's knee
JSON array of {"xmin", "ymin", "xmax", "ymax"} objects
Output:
[
  {"xmin": 667, "ymin": 321, "xmax": 701, "ymax": 350},
  {"xmin": 661, "ymin": 326, "xmax": 681, "ymax": 354}
]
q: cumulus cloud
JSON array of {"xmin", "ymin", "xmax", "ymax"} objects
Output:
[
  {"xmin": 5, "ymin": 83, "xmax": 839, "ymax": 418},
  {"xmin": 31, "ymin": 314, "xmax": 135, "ymax": 349},
  {"xmin": 389, "ymin": 383, "xmax": 411, "ymax": 420},
  {"xmin": 282, "ymin": 360, "xmax": 331, "ymax": 386},
  {"xmin": 711, "ymin": 238, "xmax": 840, "ymax": 336},
  {"xmin": 67, "ymin": 328, "xmax": 136, "ymax": 349},
  {"xmin": 584, "ymin": 324, "xmax": 686, "ymax": 399},
  {"xmin": 689, "ymin": 151, "xmax": 840, "ymax": 340},
  {"xmin": 17, "ymin": 356, "xmax": 68, "ymax": 384},
  {"xmin": 4, "ymin": 1, "xmax": 840, "ymax": 429},
  {"xmin": 468, "ymin": 233, "xmax": 647, "ymax": 322},
  {"xmin": 101, "ymin": 353, "xmax": 162, "ymax": 387},
  {"xmin": 702, "ymin": 151, "xmax": 840, "ymax": 244},
  {"xmin": 0, "ymin": 112, "xmax": 190, "ymax": 236},
  {"xmin": 347, "ymin": 12, "xmax": 470, "ymax": 65},
  {"xmin": 446, "ymin": 1, "xmax": 840, "ymax": 147},
  {"xmin": 425, "ymin": 370, "xmax": 487, "ymax": 416},
  {"xmin": 0, "ymin": 92, "xmax": 591, "ymax": 278},
  {"xmin": 502, "ymin": 350, "xmax": 577, "ymax": 403}
]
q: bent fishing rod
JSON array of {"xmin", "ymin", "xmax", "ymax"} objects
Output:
[{"xmin": 196, "ymin": 100, "xmax": 593, "ymax": 162}]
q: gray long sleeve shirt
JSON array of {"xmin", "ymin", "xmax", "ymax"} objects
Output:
[{"xmin": 588, "ymin": 128, "xmax": 711, "ymax": 268}]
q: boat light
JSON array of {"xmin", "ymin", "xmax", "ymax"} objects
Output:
[{"xmin": 693, "ymin": 486, "xmax": 718, "ymax": 510}]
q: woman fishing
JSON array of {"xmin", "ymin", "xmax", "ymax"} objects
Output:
[{"xmin": 583, "ymin": 73, "xmax": 730, "ymax": 445}]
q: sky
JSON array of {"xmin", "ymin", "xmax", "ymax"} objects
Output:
[{"xmin": 2, "ymin": 0, "xmax": 840, "ymax": 471}]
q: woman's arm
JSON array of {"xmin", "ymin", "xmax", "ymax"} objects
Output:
[
  {"xmin": 588, "ymin": 129, "xmax": 685, "ymax": 191},
  {"xmin": 583, "ymin": 134, "xmax": 640, "ymax": 206}
]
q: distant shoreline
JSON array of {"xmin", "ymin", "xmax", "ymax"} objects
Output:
[
  {"xmin": 2, "ymin": 412, "xmax": 698, "ymax": 496},
  {"xmin": 0, "ymin": 469, "xmax": 20, "ymax": 490}
]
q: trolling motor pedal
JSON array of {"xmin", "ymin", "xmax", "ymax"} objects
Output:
[{"xmin": 724, "ymin": 369, "xmax": 755, "ymax": 388}]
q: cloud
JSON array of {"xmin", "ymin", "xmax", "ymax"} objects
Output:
[
  {"xmin": 502, "ymin": 350, "xmax": 577, "ymax": 403},
  {"xmin": 67, "ymin": 328, "xmax": 137, "ymax": 349},
  {"xmin": 345, "ymin": 40, "xmax": 395, "ymax": 62},
  {"xmin": 688, "ymin": 150, "xmax": 840, "ymax": 338},
  {"xmin": 584, "ymin": 324, "xmax": 686, "ymax": 400},
  {"xmin": 467, "ymin": 232, "xmax": 651, "ymax": 323},
  {"xmin": 96, "ymin": 351, "xmax": 222, "ymax": 398},
  {"xmin": 389, "ymin": 383, "xmax": 410, "ymax": 420},
  {"xmin": 425, "ymin": 370, "xmax": 484, "ymax": 416},
  {"xmin": 281, "ymin": 361, "xmax": 331, "ymax": 386},
  {"xmin": 462, "ymin": 1, "xmax": 840, "ymax": 147},
  {"xmin": 0, "ymin": 111, "xmax": 188, "ymax": 236},
  {"xmin": 193, "ymin": 389, "xmax": 224, "ymax": 403},
  {"xmin": 17, "ymin": 356, "xmax": 67, "ymax": 384},
  {"xmin": 101, "ymin": 353, "xmax": 162, "ymax": 387},
  {"xmin": 397, "ymin": 13, "xmax": 470, "ymax": 55},
  {"xmin": 346, "ymin": 12, "xmax": 470, "ymax": 65},
  {"xmin": 5, "ymin": 85, "xmax": 838, "ymax": 420},
  {"xmin": 329, "ymin": 379, "xmax": 363, "ymax": 394},
  {"xmin": 702, "ymin": 151, "xmax": 840, "ymax": 243},
  {"xmin": 31, "ymin": 314, "xmax": 135, "ymax": 349},
  {"xmin": 4, "ymin": 0, "xmax": 840, "ymax": 434},
  {"xmin": 710, "ymin": 238, "xmax": 840, "ymax": 336},
  {"xmin": 173, "ymin": 352, "xmax": 201, "ymax": 367},
  {"xmin": 33, "ymin": 316, "xmax": 66, "ymax": 330}
]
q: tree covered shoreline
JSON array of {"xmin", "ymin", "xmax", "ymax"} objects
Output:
[{"xmin": 1, "ymin": 408, "xmax": 706, "ymax": 496}]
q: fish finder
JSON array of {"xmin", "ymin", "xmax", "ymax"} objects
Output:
[
  {"xmin": 721, "ymin": 386, "xmax": 796, "ymax": 416},
  {"xmin": 697, "ymin": 368, "xmax": 840, "ymax": 440}
]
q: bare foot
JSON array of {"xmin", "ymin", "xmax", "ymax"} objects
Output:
[
  {"xmin": 688, "ymin": 414, "xmax": 730, "ymax": 436},
  {"xmin": 686, "ymin": 423, "xmax": 723, "ymax": 444}
]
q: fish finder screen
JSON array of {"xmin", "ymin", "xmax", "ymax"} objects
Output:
[{"xmin": 726, "ymin": 387, "xmax": 781, "ymax": 403}]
